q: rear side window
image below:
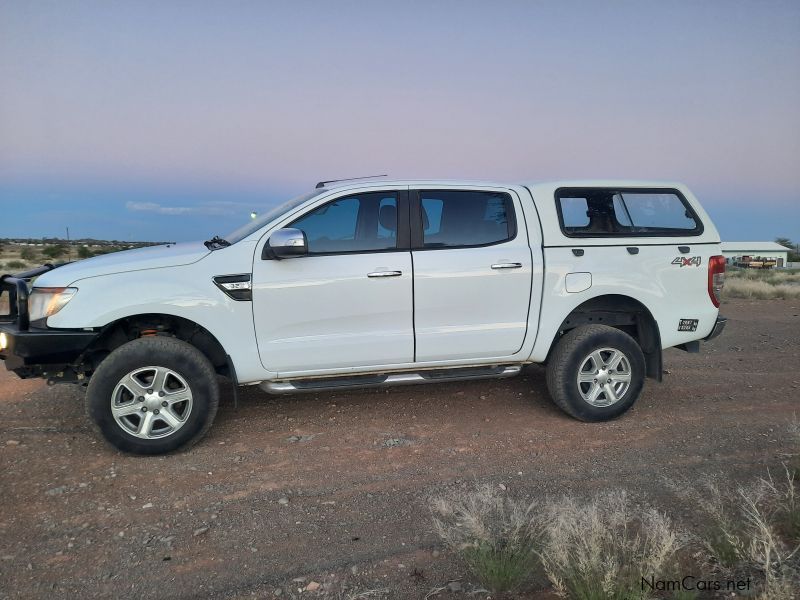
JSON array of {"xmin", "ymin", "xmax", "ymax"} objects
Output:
[
  {"xmin": 556, "ymin": 188, "xmax": 703, "ymax": 237},
  {"xmin": 419, "ymin": 190, "xmax": 515, "ymax": 248}
]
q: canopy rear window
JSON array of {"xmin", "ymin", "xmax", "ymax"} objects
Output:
[{"xmin": 555, "ymin": 188, "xmax": 703, "ymax": 237}]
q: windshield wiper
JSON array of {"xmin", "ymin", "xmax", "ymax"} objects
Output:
[{"xmin": 204, "ymin": 235, "xmax": 231, "ymax": 250}]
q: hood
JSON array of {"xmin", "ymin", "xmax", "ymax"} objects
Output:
[{"xmin": 34, "ymin": 242, "xmax": 210, "ymax": 286}]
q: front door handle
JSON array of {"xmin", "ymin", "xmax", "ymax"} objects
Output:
[
  {"xmin": 491, "ymin": 262, "xmax": 522, "ymax": 270},
  {"xmin": 367, "ymin": 270, "xmax": 402, "ymax": 278}
]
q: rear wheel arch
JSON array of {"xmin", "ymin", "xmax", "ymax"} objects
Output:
[{"xmin": 547, "ymin": 294, "xmax": 662, "ymax": 381}]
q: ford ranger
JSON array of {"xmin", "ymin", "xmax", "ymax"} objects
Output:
[{"xmin": 0, "ymin": 179, "xmax": 727, "ymax": 454}]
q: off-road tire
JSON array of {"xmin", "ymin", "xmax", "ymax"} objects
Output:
[
  {"xmin": 545, "ymin": 324, "xmax": 645, "ymax": 421},
  {"xmin": 86, "ymin": 336, "xmax": 219, "ymax": 454}
]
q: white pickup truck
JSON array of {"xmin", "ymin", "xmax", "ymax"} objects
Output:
[{"xmin": 1, "ymin": 179, "xmax": 726, "ymax": 454}]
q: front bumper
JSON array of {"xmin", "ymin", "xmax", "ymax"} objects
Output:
[
  {"xmin": 0, "ymin": 323, "xmax": 98, "ymax": 376},
  {"xmin": 1, "ymin": 263, "xmax": 95, "ymax": 378},
  {"xmin": 704, "ymin": 316, "xmax": 727, "ymax": 341}
]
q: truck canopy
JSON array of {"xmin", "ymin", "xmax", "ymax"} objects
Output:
[{"xmin": 524, "ymin": 180, "xmax": 720, "ymax": 247}]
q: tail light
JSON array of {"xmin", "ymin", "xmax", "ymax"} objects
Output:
[{"xmin": 708, "ymin": 255, "xmax": 725, "ymax": 307}]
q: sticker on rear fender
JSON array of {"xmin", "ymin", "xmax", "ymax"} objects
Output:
[
  {"xmin": 678, "ymin": 319, "xmax": 699, "ymax": 332},
  {"xmin": 672, "ymin": 256, "xmax": 702, "ymax": 267}
]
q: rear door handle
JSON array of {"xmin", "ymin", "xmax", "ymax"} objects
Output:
[
  {"xmin": 491, "ymin": 262, "xmax": 522, "ymax": 270},
  {"xmin": 367, "ymin": 270, "xmax": 402, "ymax": 278}
]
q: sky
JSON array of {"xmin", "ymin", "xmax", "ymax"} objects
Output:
[{"xmin": 1, "ymin": 0, "xmax": 799, "ymax": 243}]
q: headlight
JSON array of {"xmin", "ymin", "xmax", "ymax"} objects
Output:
[{"xmin": 29, "ymin": 287, "xmax": 78, "ymax": 322}]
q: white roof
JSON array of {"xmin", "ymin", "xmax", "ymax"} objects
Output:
[
  {"xmin": 320, "ymin": 178, "xmax": 685, "ymax": 190},
  {"xmin": 721, "ymin": 242, "xmax": 791, "ymax": 252}
]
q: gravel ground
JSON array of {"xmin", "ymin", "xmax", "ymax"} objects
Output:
[{"xmin": 1, "ymin": 298, "xmax": 799, "ymax": 599}]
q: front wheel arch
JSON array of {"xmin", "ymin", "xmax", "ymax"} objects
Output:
[{"xmin": 79, "ymin": 313, "xmax": 230, "ymax": 379}]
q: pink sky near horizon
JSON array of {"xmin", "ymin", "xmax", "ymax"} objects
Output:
[{"xmin": 1, "ymin": 1, "xmax": 799, "ymax": 241}]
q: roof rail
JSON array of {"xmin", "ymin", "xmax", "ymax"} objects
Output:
[{"xmin": 315, "ymin": 174, "xmax": 388, "ymax": 189}]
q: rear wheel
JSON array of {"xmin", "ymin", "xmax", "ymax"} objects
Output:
[
  {"xmin": 86, "ymin": 336, "xmax": 219, "ymax": 454},
  {"xmin": 545, "ymin": 324, "xmax": 645, "ymax": 421}
]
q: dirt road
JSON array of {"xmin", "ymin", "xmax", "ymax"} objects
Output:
[{"xmin": 1, "ymin": 299, "xmax": 799, "ymax": 599}]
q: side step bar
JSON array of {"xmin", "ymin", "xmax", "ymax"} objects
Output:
[{"xmin": 260, "ymin": 365, "xmax": 523, "ymax": 395}]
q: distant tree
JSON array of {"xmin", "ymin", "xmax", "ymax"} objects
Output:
[
  {"xmin": 77, "ymin": 245, "xmax": 92, "ymax": 259},
  {"xmin": 20, "ymin": 246, "xmax": 36, "ymax": 261},
  {"xmin": 775, "ymin": 237, "xmax": 799, "ymax": 262},
  {"xmin": 42, "ymin": 244, "xmax": 67, "ymax": 259}
]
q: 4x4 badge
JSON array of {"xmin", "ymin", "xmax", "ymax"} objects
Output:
[{"xmin": 672, "ymin": 256, "xmax": 702, "ymax": 267}]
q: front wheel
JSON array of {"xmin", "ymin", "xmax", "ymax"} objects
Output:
[
  {"xmin": 545, "ymin": 325, "xmax": 645, "ymax": 422},
  {"xmin": 86, "ymin": 336, "xmax": 219, "ymax": 454}
]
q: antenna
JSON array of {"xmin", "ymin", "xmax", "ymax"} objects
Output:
[{"xmin": 315, "ymin": 174, "xmax": 388, "ymax": 189}]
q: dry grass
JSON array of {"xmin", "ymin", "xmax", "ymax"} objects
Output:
[
  {"xmin": 728, "ymin": 269, "xmax": 800, "ymax": 285},
  {"xmin": 430, "ymin": 485, "xmax": 543, "ymax": 593},
  {"xmin": 540, "ymin": 491, "xmax": 682, "ymax": 600},
  {"xmin": 433, "ymin": 441, "xmax": 799, "ymax": 600},
  {"xmin": 724, "ymin": 268, "xmax": 800, "ymax": 300},
  {"xmin": 431, "ymin": 488, "xmax": 684, "ymax": 599},
  {"xmin": 790, "ymin": 418, "xmax": 800, "ymax": 479},
  {"xmin": 723, "ymin": 277, "xmax": 800, "ymax": 300},
  {"xmin": 673, "ymin": 470, "xmax": 800, "ymax": 599}
]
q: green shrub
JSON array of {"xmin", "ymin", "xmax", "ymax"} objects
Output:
[
  {"xmin": 20, "ymin": 246, "xmax": 36, "ymax": 260},
  {"xmin": 5, "ymin": 260, "xmax": 27, "ymax": 270},
  {"xmin": 42, "ymin": 244, "xmax": 67, "ymax": 259}
]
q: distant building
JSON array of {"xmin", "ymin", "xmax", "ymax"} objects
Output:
[{"xmin": 721, "ymin": 242, "xmax": 791, "ymax": 268}]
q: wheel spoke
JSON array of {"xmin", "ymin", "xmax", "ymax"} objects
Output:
[
  {"xmin": 137, "ymin": 411, "xmax": 155, "ymax": 437},
  {"xmin": 614, "ymin": 372, "xmax": 632, "ymax": 382},
  {"xmin": 166, "ymin": 390, "xmax": 191, "ymax": 406},
  {"xmin": 112, "ymin": 402, "xmax": 141, "ymax": 418},
  {"xmin": 586, "ymin": 383, "xmax": 603, "ymax": 404},
  {"xmin": 590, "ymin": 350, "xmax": 605, "ymax": 370},
  {"xmin": 603, "ymin": 383, "xmax": 618, "ymax": 404},
  {"xmin": 151, "ymin": 367, "xmax": 169, "ymax": 394},
  {"xmin": 121, "ymin": 373, "xmax": 148, "ymax": 395},
  {"xmin": 159, "ymin": 408, "xmax": 183, "ymax": 429},
  {"xmin": 607, "ymin": 351, "xmax": 623, "ymax": 371},
  {"xmin": 578, "ymin": 371, "xmax": 597, "ymax": 383}
]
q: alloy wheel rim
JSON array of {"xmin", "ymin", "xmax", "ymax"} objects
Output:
[
  {"xmin": 111, "ymin": 366, "xmax": 193, "ymax": 439},
  {"xmin": 576, "ymin": 347, "xmax": 632, "ymax": 407}
]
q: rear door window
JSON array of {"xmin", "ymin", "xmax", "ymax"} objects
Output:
[
  {"xmin": 556, "ymin": 188, "xmax": 702, "ymax": 237},
  {"xmin": 418, "ymin": 190, "xmax": 516, "ymax": 248}
]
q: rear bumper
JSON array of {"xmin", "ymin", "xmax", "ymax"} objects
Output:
[
  {"xmin": 704, "ymin": 316, "xmax": 727, "ymax": 341},
  {"xmin": 0, "ymin": 323, "xmax": 98, "ymax": 377}
]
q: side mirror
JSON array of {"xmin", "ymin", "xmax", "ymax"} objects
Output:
[{"xmin": 263, "ymin": 228, "xmax": 308, "ymax": 260}]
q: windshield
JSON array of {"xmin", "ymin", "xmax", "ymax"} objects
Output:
[{"xmin": 224, "ymin": 189, "xmax": 326, "ymax": 244}]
